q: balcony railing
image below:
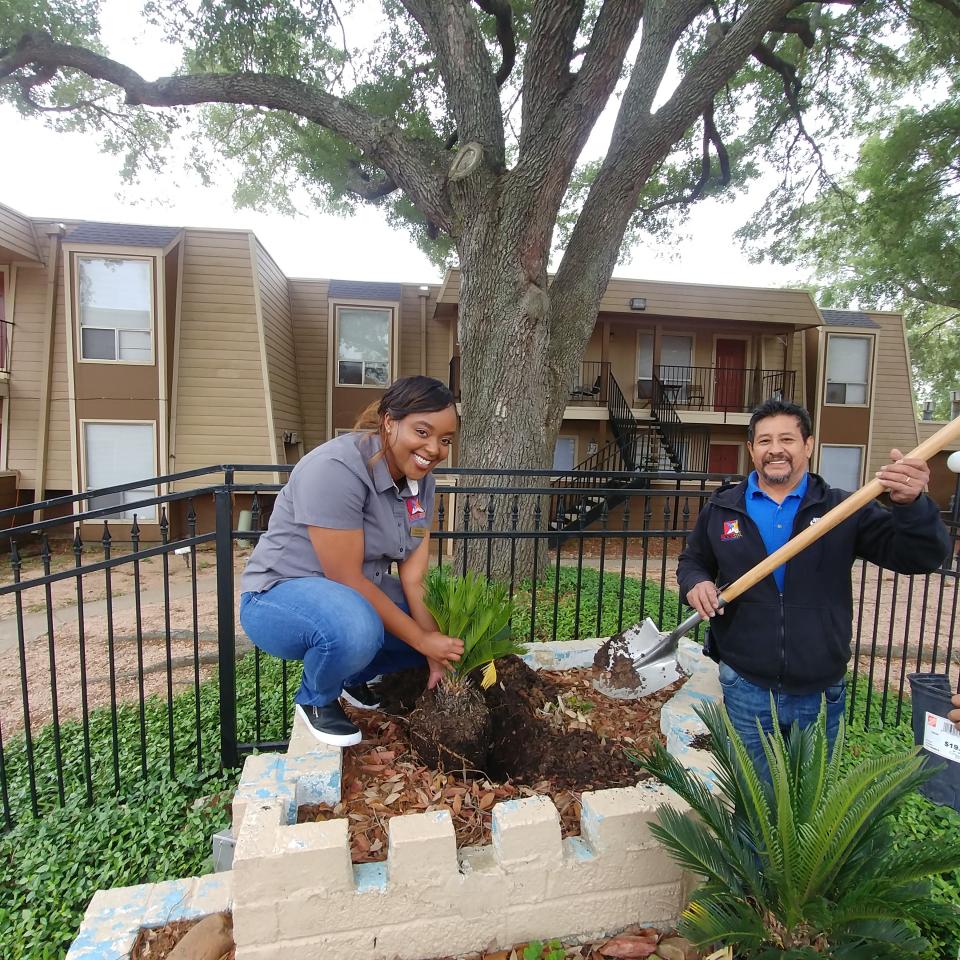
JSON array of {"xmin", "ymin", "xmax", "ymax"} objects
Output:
[
  {"xmin": 646, "ymin": 365, "xmax": 797, "ymax": 413},
  {"xmin": 448, "ymin": 357, "xmax": 610, "ymax": 405}
]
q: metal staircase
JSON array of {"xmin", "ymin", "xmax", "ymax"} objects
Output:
[{"xmin": 549, "ymin": 370, "xmax": 710, "ymax": 535}]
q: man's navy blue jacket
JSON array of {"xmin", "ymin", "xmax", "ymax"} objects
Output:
[{"xmin": 676, "ymin": 473, "xmax": 951, "ymax": 695}]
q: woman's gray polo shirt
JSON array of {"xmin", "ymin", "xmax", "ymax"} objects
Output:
[{"xmin": 240, "ymin": 432, "xmax": 435, "ymax": 605}]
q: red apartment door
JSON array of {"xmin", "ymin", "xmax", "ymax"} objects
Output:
[
  {"xmin": 714, "ymin": 339, "xmax": 746, "ymax": 411},
  {"xmin": 708, "ymin": 443, "xmax": 740, "ymax": 475}
]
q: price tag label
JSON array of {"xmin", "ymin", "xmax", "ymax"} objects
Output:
[{"xmin": 922, "ymin": 711, "xmax": 960, "ymax": 764}]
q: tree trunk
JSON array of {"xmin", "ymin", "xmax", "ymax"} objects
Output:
[{"xmin": 454, "ymin": 212, "xmax": 583, "ymax": 581}]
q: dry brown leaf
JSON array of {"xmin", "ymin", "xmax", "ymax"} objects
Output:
[
  {"xmin": 384, "ymin": 792, "xmax": 402, "ymax": 805},
  {"xmin": 479, "ymin": 792, "xmax": 496, "ymax": 810},
  {"xmin": 596, "ymin": 934, "xmax": 658, "ymax": 958},
  {"xmin": 452, "ymin": 795, "xmax": 462, "ymax": 816}
]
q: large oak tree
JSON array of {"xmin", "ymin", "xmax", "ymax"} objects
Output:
[{"xmin": 3, "ymin": 1, "xmax": 958, "ymax": 474}]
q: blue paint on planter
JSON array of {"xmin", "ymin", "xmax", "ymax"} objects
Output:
[{"xmin": 355, "ymin": 862, "xmax": 388, "ymax": 893}]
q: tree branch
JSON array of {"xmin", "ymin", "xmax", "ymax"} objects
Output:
[
  {"xmin": 550, "ymin": 0, "xmax": 802, "ymax": 357},
  {"xmin": 0, "ymin": 29, "xmax": 455, "ymax": 233},
  {"xmin": 399, "ymin": 0, "xmax": 505, "ymax": 164},
  {"xmin": 471, "ymin": 0, "xmax": 516, "ymax": 86},
  {"xmin": 345, "ymin": 160, "xmax": 399, "ymax": 201},
  {"xmin": 637, "ymin": 102, "xmax": 730, "ymax": 218},
  {"xmin": 520, "ymin": 1, "xmax": 586, "ymax": 144},
  {"xmin": 773, "ymin": 14, "xmax": 815, "ymax": 47}
]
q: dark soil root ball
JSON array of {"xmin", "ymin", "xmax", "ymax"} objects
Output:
[
  {"xmin": 376, "ymin": 665, "xmax": 430, "ymax": 715},
  {"xmin": 409, "ymin": 682, "xmax": 492, "ymax": 772}
]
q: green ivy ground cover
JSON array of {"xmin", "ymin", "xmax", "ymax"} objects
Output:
[
  {"xmin": 510, "ymin": 565, "xmax": 684, "ymax": 642},
  {"xmin": 0, "ymin": 654, "xmax": 292, "ymax": 960},
  {"xmin": 841, "ymin": 693, "xmax": 960, "ymax": 960}
]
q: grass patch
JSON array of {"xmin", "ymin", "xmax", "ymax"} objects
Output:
[
  {"xmin": 842, "ymin": 694, "xmax": 960, "ymax": 960},
  {"xmin": 0, "ymin": 654, "xmax": 293, "ymax": 960},
  {"xmin": 510, "ymin": 564, "xmax": 685, "ymax": 642}
]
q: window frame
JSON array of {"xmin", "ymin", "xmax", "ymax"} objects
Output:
[
  {"xmin": 334, "ymin": 304, "xmax": 394, "ymax": 389},
  {"xmin": 80, "ymin": 419, "xmax": 159, "ymax": 523},
  {"xmin": 74, "ymin": 254, "xmax": 156, "ymax": 366},
  {"xmin": 818, "ymin": 443, "xmax": 866, "ymax": 491},
  {"xmin": 824, "ymin": 333, "xmax": 873, "ymax": 408}
]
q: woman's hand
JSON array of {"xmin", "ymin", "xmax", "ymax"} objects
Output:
[
  {"xmin": 422, "ymin": 634, "xmax": 462, "ymax": 690},
  {"xmin": 950, "ymin": 693, "xmax": 960, "ymax": 730},
  {"xmin": 426, "ymin": 656, "xmax": 450, "ymax": 690},
  {"xmin": 418, "ymin": 630, "xmax": 463, "ymax": 664}
]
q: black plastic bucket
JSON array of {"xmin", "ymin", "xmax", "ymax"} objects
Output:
[{"xmin": 907, "ymin": 672, "xmax": 960, "ymax": 811}]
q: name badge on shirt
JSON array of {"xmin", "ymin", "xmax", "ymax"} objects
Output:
[{"xmin": 410, "ymin": 525, "xmax": 428, "ymax": 538}]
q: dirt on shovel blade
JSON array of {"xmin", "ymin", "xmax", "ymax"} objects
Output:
[{"xmin": 593, "ymin": 632, "xmax": 648, "ymax": 693}]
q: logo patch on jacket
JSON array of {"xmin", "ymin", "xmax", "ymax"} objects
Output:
[
  {"xmin": 720, "ymin": 519, "xmax": 742, "ymax": 541},
  {"xmin": 405, "ymin": 497, "xmax": 426, "ymax": 522}
]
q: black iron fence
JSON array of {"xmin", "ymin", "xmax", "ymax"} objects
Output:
[{"xmin": 0, "ymin": 465, "xmax": 958, "ymax": 830}]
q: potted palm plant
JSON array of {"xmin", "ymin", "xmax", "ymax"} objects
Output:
[
  {"xmin": 408, "ymin": 568, "xmax": 526, "ymax": 771},
  {"xmin": 639, "ymin": 700, "xmax": 960, "ymax": 958}
]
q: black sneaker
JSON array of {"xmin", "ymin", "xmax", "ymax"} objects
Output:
[
  {"xmin": 295, "ymin": 702, "xmax": 362, "ymax": 747},
  {"xmin": 341, "ymin": 682, "xmax": 382, "ymax": 710}
]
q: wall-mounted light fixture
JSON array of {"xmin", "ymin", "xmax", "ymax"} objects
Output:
[{"xmin": 629, "ymin": 297, "xmax": 647, "ymax": 311}]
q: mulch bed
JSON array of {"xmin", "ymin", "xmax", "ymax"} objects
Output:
[
  {"xmin": 298, "ymin": 656, "xmax": 682, "ymax": 861},
  {"xmin": 130, "ymin": 920, "xmax": 690, "ymax": 960},
  {"xmin": 131, "ymin": 657, "xmax": 686, "ymax": 959}
]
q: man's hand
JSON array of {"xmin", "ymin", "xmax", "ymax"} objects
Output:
[
  {"xmin": 687, "ymin": 581, "xmax": 723, "ymax": 620},
  {"xmin": 877, "ymin": 448, "xmax": 929, "ymax": 504},
  {"xmin": 950, "ymin": 693, "xmax": 960, "ymax": 730}
]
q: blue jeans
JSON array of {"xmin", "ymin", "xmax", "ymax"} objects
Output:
[
  {"xmin": 239, "ymin": 578, "xmax": 426, "ymax": 707},
  {"xmin": 719, "ymin": 661, "xmax": 846, "ymax": 778}
]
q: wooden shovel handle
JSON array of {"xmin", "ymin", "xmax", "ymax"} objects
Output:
[{"xmin": 720, "ymin": 416, "xmax": 960, "ymax": 605}]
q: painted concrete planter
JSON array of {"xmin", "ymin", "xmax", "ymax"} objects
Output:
[{"xmin": 66, "ymin": 639, "xmax": 719, "ymax": 960}]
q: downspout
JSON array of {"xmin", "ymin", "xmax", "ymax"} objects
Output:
[
  {"xmin": 33, "ymin": 224, "xmax": 64, "ymax": 520},
  {"xmin": 418, "ymin": 285, "xmax": 429, "ymax": 375}
]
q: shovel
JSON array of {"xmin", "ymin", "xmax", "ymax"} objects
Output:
[{"xmin": 593, "ymin": 416, "xmax": 960, "ymax": 699}]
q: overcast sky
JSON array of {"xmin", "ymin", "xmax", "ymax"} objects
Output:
[{"xmin": 0, "ymin": 2, "xmax": 800, "ymax": 290}]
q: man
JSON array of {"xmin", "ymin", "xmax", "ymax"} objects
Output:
[{"xmin": 678, "ymin": 399, "xmax": 950, "ymax": 765}]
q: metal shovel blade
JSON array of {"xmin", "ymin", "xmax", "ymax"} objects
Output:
[{"xmin": 592, "ymin": 609, "xmax": 707, "ymax": 700}]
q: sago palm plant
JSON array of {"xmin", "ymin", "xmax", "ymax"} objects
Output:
[
  {"xmin": 638, "ymin": 700, "xmax": 960, "ymax": 959},
  {"xmin": 409, "ymin": 568, "xmax": 526, "ymax": 771},
  {"xmin": 423, "ymin": 567, "xmax": 526, "ymax": 688}
]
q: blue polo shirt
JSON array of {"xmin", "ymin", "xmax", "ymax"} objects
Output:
[{"xmin": 744, "ymin": 471, "xmax": 808, "ymax": 592}]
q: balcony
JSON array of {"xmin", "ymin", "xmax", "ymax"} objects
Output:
[
  {"xmin": 640, "ymin": 365, "xmax": 797, "ymax": 414},
  {"xmin": 448, "ymin": 358, "xmax": 610, "ymax": 405}
]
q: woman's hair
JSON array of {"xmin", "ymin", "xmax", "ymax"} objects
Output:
[{"xmin": 353, "ymin": 375, "xmax": 456, "ymax": 439}]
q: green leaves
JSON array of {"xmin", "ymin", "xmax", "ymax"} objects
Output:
[
  {"xmin": 423, "ymin": 567, "xmax": 526, "ymax": 683},
  {"xmin": 637, "ymin": 699, "xmax": 960, "ymax": 957}
]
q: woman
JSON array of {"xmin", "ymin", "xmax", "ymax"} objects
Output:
[{"xmin": 239, "ymin": 376, "xmax": 463, "ymax": 747}]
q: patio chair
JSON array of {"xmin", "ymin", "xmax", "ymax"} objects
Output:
[
  {"xmin": 686, "ymin": 384, "xmax": 704, "ymax": 409},
  {"xmin": 571, "ymin": 375, "xmax": 602, "ymax": 401}
]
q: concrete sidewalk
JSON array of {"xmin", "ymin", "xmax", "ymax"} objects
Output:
[{"xmin": 0, "ymin": 571, "xmax": 223, "ymax": 656}]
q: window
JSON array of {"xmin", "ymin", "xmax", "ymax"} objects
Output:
[
  {"xmin": 819, "ymin": 445, "xmax": 863, "ymax": 491},
  {"xmin": 84, "ymin": 422, "xmax": 157, "ymax": 521},
  {"xmin": 637, "ymin": 332, "xmax": 653, "ymax": 400},
  {"xmin": 337, "ymin": 307, "xmax": 391, "ymax": 386},
  {"xmin": 826, "ymin": 335, "xmax": 871, "ymax": 405},
  {"xmin": 660, "ymin": 333, "xmax": 694, "ymax": 398},
  {"xmin": 552, "ymin": 437, "xmax": 576, "ymax": 472},
  {"xmin": 77, "ymin": 257, "xmax": 153, "ymax": 363}
]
